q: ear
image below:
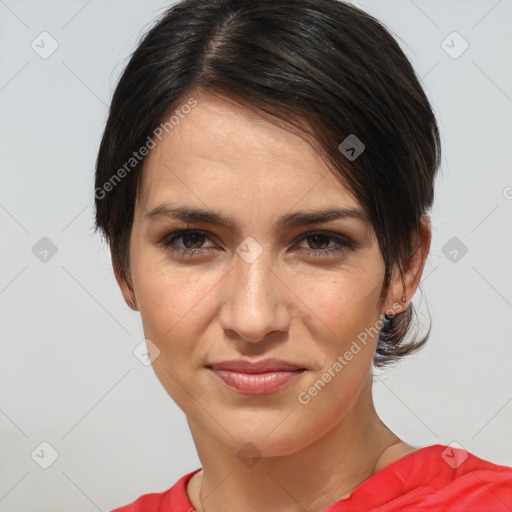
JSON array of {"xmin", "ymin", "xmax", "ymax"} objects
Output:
[
  {"xmin": 381, "ymin": 217, "xmax": 432, "ymax": 316},
  {"xmin": 110, "ymin": 249, "xmax": 139, "ymax": 311}
]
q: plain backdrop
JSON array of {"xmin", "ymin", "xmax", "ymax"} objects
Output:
[{"xmin": 1, "ymin": 0, "xmax": 511, "ymax": 510}]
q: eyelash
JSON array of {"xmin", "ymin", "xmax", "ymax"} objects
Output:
[{"xmin": 157, "ymin": 230, "xmax": 356, "ymax": 259}]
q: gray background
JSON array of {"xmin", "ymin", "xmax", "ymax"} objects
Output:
[{"xmin": 1, "ymin": 0, "xmax": 511, "ymax": 510}]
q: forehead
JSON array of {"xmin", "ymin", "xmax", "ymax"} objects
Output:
[{"xmin": 137, "ymin": 91, "xmax": 362, "ymax": 217}]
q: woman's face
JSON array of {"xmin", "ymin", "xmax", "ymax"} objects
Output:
[{"xmin": 118, "ymin": 91, "xmax": 405, "ymax": 456}]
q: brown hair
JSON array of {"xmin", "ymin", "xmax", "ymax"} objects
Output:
[{"xmin": 94, "ymin": 0, "xmax": 441, "ymax": 368}]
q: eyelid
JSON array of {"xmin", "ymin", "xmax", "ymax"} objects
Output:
[
  {"xmin": 158, "ymin": 229, "xmax": 218, "ymax": 248},
  {"xmin": 158, "ymin": 229, "xmax": 358, "ymax": 254},
  {"xmin": 294, "ymin": 230, "xmax": 357, "ymax": 248}
]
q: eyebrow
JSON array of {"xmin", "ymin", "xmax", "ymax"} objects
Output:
[{"xmin": 145, "ymin": 204, "xmax": 369, "ymax": 231}]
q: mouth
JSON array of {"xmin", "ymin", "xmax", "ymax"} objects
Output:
[{"xmin": 207, "ymin": 367, "xmax": 306, "ymax": 395}]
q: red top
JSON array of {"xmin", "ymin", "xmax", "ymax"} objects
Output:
[{"xmin": 111, "ymin": 444, "xmax": 512, "ymax": 511}]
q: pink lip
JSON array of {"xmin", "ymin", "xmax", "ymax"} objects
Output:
[
  {"xmin": 208, "ymin": 368, "xmax": 305, "ymax": 395},
  {"xmin": 206, "ymin": 358, "xmax": 307, "ymax": 395}
]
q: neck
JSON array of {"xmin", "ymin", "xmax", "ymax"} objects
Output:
[{"xmin": 187, "ymin": 375, "xmax": 403, "ymax": 512}]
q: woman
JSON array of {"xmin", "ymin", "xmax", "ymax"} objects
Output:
[{"xmin": 94, "ymin": 0, "xmax": 512, "ymax": 510}]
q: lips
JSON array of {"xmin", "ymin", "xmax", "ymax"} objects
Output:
[{"xmin": 206, "ymin": 358, "xmax": 307, "ymax": 395}]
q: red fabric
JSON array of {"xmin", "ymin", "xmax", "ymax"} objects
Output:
[{"xmin": 111, "ymin": 444, "xmax": 512, "ymax": 511}]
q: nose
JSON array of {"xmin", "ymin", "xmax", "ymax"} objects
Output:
[{"xmin": 218, "ymin": 246, "xmax": 291, "ymax": 343}]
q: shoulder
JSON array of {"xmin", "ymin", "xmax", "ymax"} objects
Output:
[
  {"xmin": 110, "ymin": 469, "xmax": 200, "ymax": 512},
  {"xmin": 404, "ymin": 444, "xmax": 512, "ymax": 511}
]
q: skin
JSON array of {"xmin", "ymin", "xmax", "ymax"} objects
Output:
[{"xmin": 113, "ymin": 90, "xmax": 431, "ymax": 512}]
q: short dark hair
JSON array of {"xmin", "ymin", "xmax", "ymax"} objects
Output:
[{"xmin": 94, "ymin": 0, "xmax": 441, "ymax": 368}]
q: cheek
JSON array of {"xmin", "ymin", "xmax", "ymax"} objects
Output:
[
  {"xmin": 298, "ymin": 273, "xmax": 383, "ymax": 344},
  {"xmin": 295, "ymin": 278, "xmax": 381, "ymax": 416},
  {"xmin": 136, "ymin": 269, "xmax": 218, "ymax": 343},
  {"xmin": 133, "ymin": 268, "xmax": 220, "ymax": 405}
]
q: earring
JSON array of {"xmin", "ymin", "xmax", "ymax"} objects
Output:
[
  {"xmin": 382, "ymin": 294, "xmax": 408, "ymax": 318},
  {"xmin": 401, "ymin": 294, "xmax": 408, "ymax": 313}
]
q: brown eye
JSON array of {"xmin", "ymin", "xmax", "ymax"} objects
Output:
[
  {"xmin": 181, "ymin": 231, "xmax": 207, "ymax": 249},
  {"xmin": 158, "ymin": 229, "xmax": 357, "ymax": 260},
  {"xmin": 296, "ymin": 231, "xmax": 357, "ymax": 259},
  {"xmin": 305, "ymin": 233, "xmax": 332, "ymax": 250},
  {"xmin": 158, "ymin": 230, "xmax": 217, "ymax": 258}
]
